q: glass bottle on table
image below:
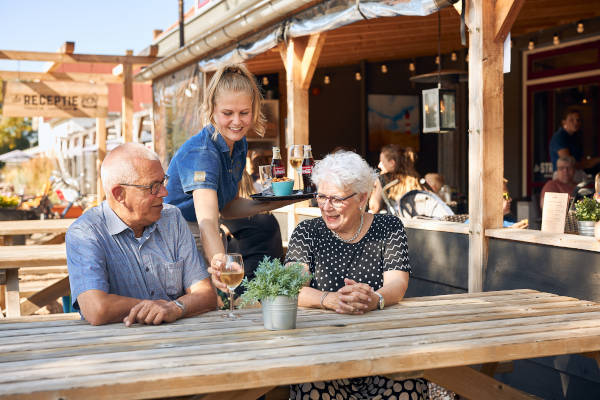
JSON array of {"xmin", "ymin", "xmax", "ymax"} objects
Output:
[
  {"xmin": 302, "ymin": 145, "xmax": 315, "ymax": 193},
  {"xmin": 271, "ymin": 146, "xmax": 286, "ymax": 179}
]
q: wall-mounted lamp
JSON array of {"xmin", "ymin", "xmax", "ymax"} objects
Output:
[
  {"xmin": 381, "ymin": 64, "xmax": 388, "ymax": 74},
  {"xmin": 324, "ymin": 75, "xmax": 331, "ymax": 85},
  {"xmin": 451, "ymin": 52, "xmax": 457, "ymax": 62},
  {"xmin": 262, "ymin": 76, "xmax": 269, "ymax": 86},
  {"xmin": 409, "ymin": 62, "xmax": 416, "ymax": 72},
  {"xmin": 577, "ymin": 22, "xmax": 584, "ymax": 34},
  {"xmin": 528, "ymin": 39, "xmax": 535, "ymax": 51},
  {"xmin": 553, "ymin": 33, "xmax": 560, "ymax": 46},
  {"xmin": 355, "ymin": 72, "xmax": 362, "ymax": 81}
]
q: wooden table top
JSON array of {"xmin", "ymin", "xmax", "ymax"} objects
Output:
[
  {"xmin": 0, "ymin": 244, "xmax": 66, "ymax": 269},
  {"xmin": 0, "ymin": 219, "xmax": 75, "ymax": 236},
  {"xmin": 1, "ymin": 289, "xmax": 599, "ymax": 399}
]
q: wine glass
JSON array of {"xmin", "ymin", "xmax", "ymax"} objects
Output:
[
  {"xmin": 258, "ymin": 165, "xmax": 273, "ymax": 195},
  {"xmin": 222, "ymin": 253, "xmax": 244, "ymax": 319},
  {"xmin": 288, "ymin": 144, "xmax": 304, "ymax": 192}
]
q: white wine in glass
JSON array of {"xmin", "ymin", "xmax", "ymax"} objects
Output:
[
  {"xmin": 222, "ymin": 253, "xmax": 244, "ymax": 319},
  {"xmin": 288, "ymin": 144, "xmax": 304, "ymax": 192}
]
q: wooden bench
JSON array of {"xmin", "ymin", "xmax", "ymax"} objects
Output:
[{"xmin": 0, "ymin": 244, "xmax": 68, "ymax": 318}]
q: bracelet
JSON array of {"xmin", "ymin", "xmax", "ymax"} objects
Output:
[{"xmin": 320, "ymin": 292, "xmax": 330, "ymax": 309}]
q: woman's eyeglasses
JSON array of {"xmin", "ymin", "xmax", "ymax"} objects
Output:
[
  {"xmin": 120, "ymin": 175, "xmax": 169, "ymax": 195},
  {"xmin": 315, "ymin": 193, "xmax": 356, "ymax": 209}
]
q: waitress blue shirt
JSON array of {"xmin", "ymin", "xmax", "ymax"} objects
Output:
[{"xmin": 165, "ymin": 125, "xmax": 247, "ymax": 221}]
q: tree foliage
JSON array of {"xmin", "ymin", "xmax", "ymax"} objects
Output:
[{"xmin": 0, "ymin": 80, "xmax": 38, "ymax": 154}]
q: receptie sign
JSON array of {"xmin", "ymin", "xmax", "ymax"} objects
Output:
[{"xmin": 2, "ymin": 81, "xmax": 108, "ymax": 118}]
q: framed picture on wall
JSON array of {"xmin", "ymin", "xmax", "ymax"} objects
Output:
[{"xmin": 368, "ymin": 94, "xmax": 420, "ymax": 152}]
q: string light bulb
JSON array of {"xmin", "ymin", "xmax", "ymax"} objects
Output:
[
  {"xmin": 409, "ymin": 62, "xmax": 416, "ymax": 72},
  {"xmin": 553, "ymin": 33, "xmax": 560, "ymax": 46},
  {"xmin": 577, "ymin": 22, "xmax": 584, "ymax": 34},
  {"xmin": 324, "ymin": 75, "xmax": 331, "ymax": 85},
  {"xmin": 451, "ymin": 52, "xmax": 457, "ymax": 62},
  {"xmin": 262, "ymin": 76, "xmax": 269, "ymax": 86},
  {"xmin": 355, "ymin": 72, "xmax": 362, "ymax": 81},
  {"xmin": 435, "ymin": 56, "xmax": 440, "ymax": 65},
  {"xmin": 465, "ymin": 52, "xmax": 469, "ymax": 63},
  {"xmin": 528, "ymin": 39, "xmax": 535, "ymax": 51},
  {"xmin": 381, "ymin": 64, "xmax": 388, "ymax": 74}
]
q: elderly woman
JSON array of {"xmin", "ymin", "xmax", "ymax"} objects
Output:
[{"xmin": 285, "ymin": 151, "xmax": 427, "ymax": 400}]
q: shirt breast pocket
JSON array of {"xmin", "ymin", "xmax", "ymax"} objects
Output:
[{"xmin": 159, "ymin": 259, "xmax": 184, "ymax": 297}]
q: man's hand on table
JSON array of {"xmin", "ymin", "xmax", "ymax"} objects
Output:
[{"xmin": 123, "ymin": 299, "xmax": 184, "ymax": 327}]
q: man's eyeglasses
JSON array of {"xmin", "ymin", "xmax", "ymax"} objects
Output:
[
  {"xmin": 120, "ymin": 175, "xmax": 169, "ymax": 195},
  {"xmin": 503, "ymin": 192, "xmax": 511, "ymax": 201},
  {"xmin": 315, "ymin": 192, "xmax": 356, "ymax": 209}
]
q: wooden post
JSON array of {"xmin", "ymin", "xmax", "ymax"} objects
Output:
[
  {"xmin": 4, "ymin": 269, "xmax": 20, "ymax": 318},
  {"xmin": 278, "ymin": 33, "xmax": 326, "ymax": 237},
  {"xmin": 96, "ymin": 117, "xmax": 106, "ymax": 202},
  {"xmin": 122, "ymin": 50, "xmax": 134, "ymax": 143},
  {"xmin": 467, "ymin": 0, "xmax": 524, "ymax": 292}
]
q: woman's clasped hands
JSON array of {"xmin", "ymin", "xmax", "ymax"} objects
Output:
[{"xmin": 333, "ymin": 278, "xmax": 376, "ymax": 314}]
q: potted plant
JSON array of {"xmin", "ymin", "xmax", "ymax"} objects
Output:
[
  {"xmin": 240, "ymin": 256, "xmax": 311, "ymax": 330},
  {"xmin": 574, "ymin": 197, "xmax": 600, "ymax": 237}
]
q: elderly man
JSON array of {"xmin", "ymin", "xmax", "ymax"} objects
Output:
[
  {"xmin": 540, "ymin": 156, "xmax": 578, "ymax": 209},
  {"xmin": 66, "ymin": 143, "xmax": 216, "ymax": 326}
]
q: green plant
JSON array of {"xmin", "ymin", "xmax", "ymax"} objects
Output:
[
  {"xmin": 240, "ymin": 256, "xmax": 311, "ymax": 306},
  {"xmin": 574, "ymin": 197, "xmax": 600, "ymax": 222}
]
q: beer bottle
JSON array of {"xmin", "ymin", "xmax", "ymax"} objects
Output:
[
  {"xmin": 271, "ymin": 146, "xmax": 286, "ymax": 179},
  {"xmin": 302, "ymin": 145, "xmax": 315, "ymax": 193}
]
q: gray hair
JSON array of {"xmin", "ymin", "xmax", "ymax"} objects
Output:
[
  {"xmin": 312, "ymin": 151, "xmax": 377, "ymax": 195},
  {"xmin": 557, "ymin": 155, "xmax": 575, "ymax": 166},
  {"xmin": 100, "ymin": 143, "xmax": 160, "ymax": 195}
]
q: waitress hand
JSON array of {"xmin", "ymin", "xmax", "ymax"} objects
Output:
[{"xmin": 208, "ymin": 253, "xmax": 228, "ymax": 291}]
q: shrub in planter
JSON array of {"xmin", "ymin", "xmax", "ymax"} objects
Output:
[
  {"xmin": 574, "ymin": 197, "xmax": 600, "ymax": 236},
  {"xmin": 240, "ymin": 256, "xmax": 311, "ymax": 330}
]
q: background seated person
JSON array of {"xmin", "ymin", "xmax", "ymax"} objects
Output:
[
  {"xmin": 369, "ymin": 144, "xmax": 424, "ymax": 214},
  {"xmin": 424, "ymin": 172, "xmax": 444, "ymax": 194},
  {"xmin": 550, "ymin": 109, "xmax": 600, "ymax": 177},
  {"xmin": 461, "ymin": 179, "xmax": 528, "ymax": 228},
  {"xmin": 286, "ymin": 151, "xmax": 427, "ymax": 400},
  {"xmin": 66, "ymin": 143, "xmax": 216, "ymax": 326},
  {"xmin": 540, "ymin": 156, "xmax": 577, "ymax": 210}
]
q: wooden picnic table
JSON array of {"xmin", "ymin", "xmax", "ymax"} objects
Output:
[
  {"xmin": 0, "ymin": 218, "xmax": 75, "ymax": 236},
  {"xmin": 0, "ymin": 244, "xmax": 67, "ymax": 318},
  {"xmin": 1, "ymin": 289, "xmax": 599, "ymax": 399}
]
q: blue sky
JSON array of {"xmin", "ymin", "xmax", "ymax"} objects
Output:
[{"xmin": 0, "ymin": 0, "xmax": 187, "ymax": 72}]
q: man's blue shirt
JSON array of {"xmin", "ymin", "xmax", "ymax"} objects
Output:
[
  {"xmin": 66, "ymin": 201, "xmax": 209, "ymax": 311},
  {"xmin": 549, "ymin": 127, "xmax": 582, "ymax": 170},
  {"xmin": 165, "ymin": 125, "xmax": 247, "ymax": 221}
]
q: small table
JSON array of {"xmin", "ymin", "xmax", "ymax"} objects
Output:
[
  {"xmin": 0, "ymin": 218, "xmax": 75, "ymax": 237},
  {"xmin": 1, "ymin": 289, "xmax": 599, "ymax": 399},
  {"xmin": 0, "ymin": 244, "xmax": 67, "ymax": 318}
]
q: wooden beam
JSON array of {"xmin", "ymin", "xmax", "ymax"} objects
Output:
[
  {"xmin": 495, "ymin": 0, "xmax": 526, "ymax": 42},
  {"xmin": 300, "ymin": 32, "xmax": 326, "ymax": 90},
  {"xmin": 0, "ymin": 49, "xmax": 158, "ymax": 65},
  {"xmin": 467, "ymin": 0, "xmax": 505, "ymax": 292},
  {"xmin": 20, "ymin": 276, "xmax": 70, "ymax": 316},
  {"xmin": 0, "ymin": 70, "xmax": 123, "ymax": 83},
  {"xmin": 47, "ymin": 41, "xmax": 75, "ymax": 73},
  {"xmin": 122, "ymin": 50, "xmax": 134, "ymax": 143},
  {"xmin": 96, "ymin": 117, "xmax": 107, "ymax": 203},
  {"xmin": 425, "ymin": 366, "xmax": 541, "ymax": 399}
]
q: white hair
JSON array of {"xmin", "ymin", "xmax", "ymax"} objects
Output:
[
  {"xmin": 311, "ymin": 151, "xmax": 377, "ymax": 195},
  {"xmin": 100, "ymin": 143, "xmax": 160, "ymax": 195}
]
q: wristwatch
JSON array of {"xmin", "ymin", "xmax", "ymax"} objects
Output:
[
  {"xmin": 375, "ymin": 292, "xmax": 384, "ymax": 310},
  {"xmin": 173, "ymin": 299, "xmax": 186, "ymax": 315}
]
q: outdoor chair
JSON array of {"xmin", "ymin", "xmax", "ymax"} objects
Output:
[{"xmin": 397, "ymin": 190, "xmax": 454, "ymax": 219}]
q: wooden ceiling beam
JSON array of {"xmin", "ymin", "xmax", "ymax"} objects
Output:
[
  {"xmin": 495, "ymin": 0, "xmax": 526, "ymax": 42},
  {"xmin": 0, "ymin": 50, "xmax": 158, "ymax": 65},
  {"xmin": 0, "ymin": 70, "xmax": 124, "ymax": 83}
]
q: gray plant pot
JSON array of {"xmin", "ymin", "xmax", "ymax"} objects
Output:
[
  {"xmin": 577, "ymin": 220, "xmax": 596, "ymax": 237},
  {"xmin": 261, "ymin": 295, "xmax": 298, "ymax": 330}
]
